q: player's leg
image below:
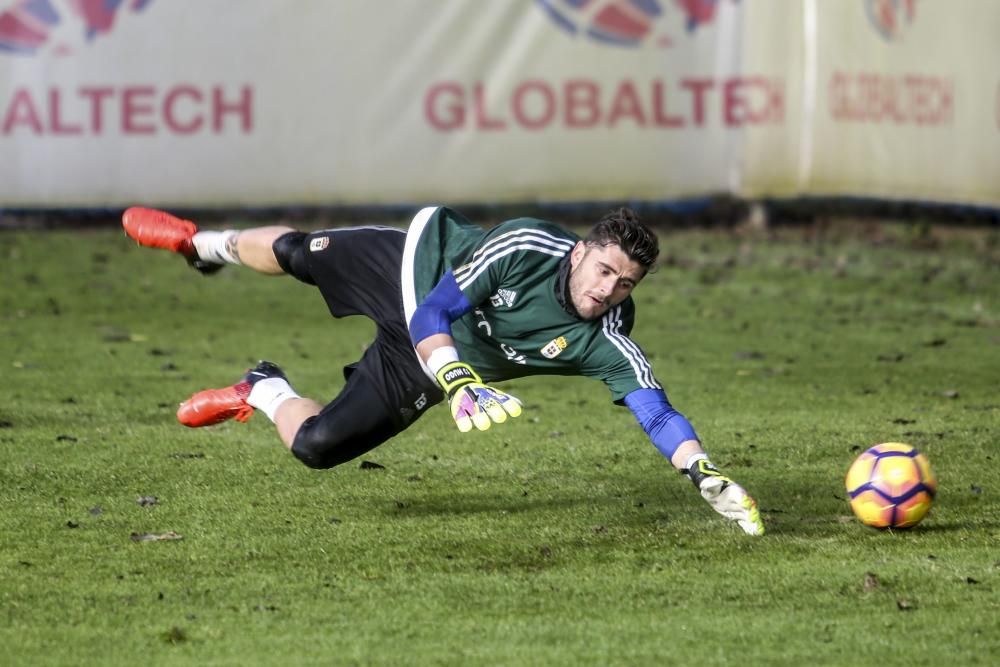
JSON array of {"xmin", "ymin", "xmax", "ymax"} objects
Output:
[
  {"xmin": 177, "ymin": 353, "xmax": 440, "ymax": 469},
  {"xmin": 198, "ymin": 226, "xmax": 293, "ymax": 275},
  {"xmin": 121, "ymin": 207, "xmax": 292, "ymax": 275},
  {"xmin": 176, "ymin": 360, "xmax": 303, "ymax": 427},
  {"xmin": 271, "ymin": 395, "xmax": 325, "ymax": 449},
  {"xmin": 287, "ymin": 370, "xmax": 417, "ymax": 469},
  {"xmin": 176, "ymin": 359, "xmax": 326, "ymax": 449},
  {"xmin": 173, "ymin": 221, "xmax": 442, "ymax": 464}
]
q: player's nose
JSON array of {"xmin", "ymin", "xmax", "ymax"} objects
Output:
[{"xmin": 596, "ymin": 277, "xmax": 616, "ymax": 296}]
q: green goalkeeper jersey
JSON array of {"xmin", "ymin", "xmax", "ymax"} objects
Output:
[{"xmin": 402, "ymin": 206, "xmax": 662, "ymax": 403}]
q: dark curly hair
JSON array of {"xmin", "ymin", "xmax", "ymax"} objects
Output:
[{"xmin": 583, "ymin": 207, "xmax": 659, "ymax": 271}]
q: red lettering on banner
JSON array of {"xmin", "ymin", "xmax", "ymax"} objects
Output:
[
  {"xmin": 164, "ymin": 86, "xmax": 204, "ymax": 134},
  {"xmin": 213, "ymin": 86, "xmax": 253, "ymax": 132},
  {"xmin": 724, "ymin": 79, "xmax": 747, "ymax": 126},
  {"xmin": 652, "ymin": 80, "xmax": 684, "ymax": 127},
  {"xmin": 425, "ymin": 82, "xmax": 464, "ymax": 130},
  {"xmin": 723, "ymin": 77, "xmax": 785, "ymax": 127},
  {"xmin": 513, "ymin": 81, "xmax": 555, "ymax": 129},
  {"xmin": 829, "ymin": 72, "xmax": 953, "ymax": 125},
  {"xmin": 474, "ymin": 82, "xmax": 505, "ymax": 130},
  {"xmin": 608, "ymin": 81, "xmax": 645, "ymax": 127},
  {"xmin": 3, "ymin": 89, "xmax": 43, "ymax": 134},
  {"xmin": 79, "ymin": 86, "xmax": 113, "ymax": 133},
  {"xmin": 423, "ymin": 77, "xmax": 785, "ymax": 132},
  {"xmin": 50, "ymin": 89, "xmax": 82, "ymax": 134},
  {"xmin": 681, "ymin": 79, "xmax": 713, "ymax": 127},
  {"xmin": 123, "ymin": 86, "xmax": 156, "ymax": 134},
  {"xmin": 0, "ymin": 85, "xmax": 255, "ymax": 136},
  {"xmin": 565, "ymin": 79, "xmax": 600, "ymax": 128}
]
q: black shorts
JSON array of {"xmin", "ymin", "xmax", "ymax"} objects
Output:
[{"xmin": 273, "ymin": 226, "xmax": 443, "ymax": 468}]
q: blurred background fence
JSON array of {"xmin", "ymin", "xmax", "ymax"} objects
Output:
[{"xmin": 1, "ymin": 0, "xmax": 998, "ymax": 225}]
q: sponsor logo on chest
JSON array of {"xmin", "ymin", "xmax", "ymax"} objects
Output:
[
  {"xmin": 489, "ymin": 288, "xmax": 518, "ymax": 308},
  {"xmin": 540, "ymin": 336, "xmax": 569, "ymax": 359}
]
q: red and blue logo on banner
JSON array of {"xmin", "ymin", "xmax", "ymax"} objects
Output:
[
  {"xmin": 535, "ymin": 0, "xmax": 733, "ymax": 47},
  {"xmin": 864, "ymin": 0, "xmax": 917, "ymax": 41},
  {"xmin": 0, "ymin": 0, "xmax": 153, "ymax": 55}
]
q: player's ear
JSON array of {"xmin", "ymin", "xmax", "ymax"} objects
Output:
[{"xmin": 570, "ymin": 241, "xmax": 586, "ymax": 269}]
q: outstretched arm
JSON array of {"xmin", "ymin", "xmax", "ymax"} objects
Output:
[
  {"xmin": 410, "ymin": 272, "xmax": 522, "ymax": 432},
  {"xmin": 625, "ymin": 388, "xmax": 764, "ymax": 535}
]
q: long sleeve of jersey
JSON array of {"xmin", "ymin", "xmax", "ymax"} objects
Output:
[
  {"xmin": 408, "ymin": 270, "xmax": 473, "ymax": 346},
  {"xmin": 624, "ymin": 388, "xmax": 699, "ymax": 461}
]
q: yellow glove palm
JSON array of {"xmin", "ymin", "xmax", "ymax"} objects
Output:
[{"xmin": 436, "ymin": 361, "xmax": 522, "ymax": 432}]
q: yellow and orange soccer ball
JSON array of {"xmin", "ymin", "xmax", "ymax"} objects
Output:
[{"xmin": 845, "ymin": 443, "xmax": 937, "ymax": 529}]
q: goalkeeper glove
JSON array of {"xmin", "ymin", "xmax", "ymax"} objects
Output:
[
  {"xmin": 436, "ymin": 361, "xmax": 522, "ymax": 432},
  {"xmin": 684, "ymin": 457, "xmax": 764, "ymax": 536}
]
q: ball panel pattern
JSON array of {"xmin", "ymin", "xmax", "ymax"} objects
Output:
[{"xmin": 845, "ymin": 443, "xmax": 935, "ymax": 529}]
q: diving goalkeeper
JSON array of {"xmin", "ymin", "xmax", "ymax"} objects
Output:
[{"xmin": 122, "ymin": 205, "xmax": 764, "ymax": 535}]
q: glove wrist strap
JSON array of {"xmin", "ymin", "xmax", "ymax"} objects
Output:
[
  {"xmin": 682, "ymin": 458, "xmax": 725, "ymax": 490},
  {"xmin": 436, "ymin": 361, "xmax": 481, "ymax": 396}
]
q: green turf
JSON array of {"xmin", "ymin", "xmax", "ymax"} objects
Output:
[{"xmin": 1, "ymin": 220, "xmax": 998, "ymax": 666}]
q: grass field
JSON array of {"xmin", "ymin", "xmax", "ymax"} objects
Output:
[{"xmin": 1, "ymin": 218, "xmax": 998, "ymax": 666}]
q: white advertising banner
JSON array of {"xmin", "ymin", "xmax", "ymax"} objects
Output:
[
  {"xmin": 788, "ymin": 0, "xmax": 1000, "ymax": 206},
  {"xmin": 0, "ymin": 0, "xmax": 997, "ymax": 208}
]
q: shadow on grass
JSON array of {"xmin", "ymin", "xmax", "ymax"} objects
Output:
[
  {"xmin": 372, "ymin": 479, "xmax": 857, "ymax": 537},
  {"xmin": 376, "ymin": 488, "xmax": 654, "ymax": 519},
  {"xmin": 360, "ymin": 473, "xmax": 997, "ymax": 540},
  {"xmin": 366, "ymin": 475, "xmax": 690, "ymax": 529}
]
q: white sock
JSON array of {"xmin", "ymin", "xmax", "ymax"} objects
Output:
[
  {"xmin": 192, "ymin": 230, "xmax": 242, "ymax": 265},
  {"xmin": 247, "ymin": 377, "xmax": 300, "ymax": 423}
]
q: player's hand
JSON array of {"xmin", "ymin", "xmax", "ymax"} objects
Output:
[
  {"xmin": 686, "ymin": 459, "xmax": 764, "ymax": 536},
  {"xmin": 436, "ymin": 361, "xmax": 522, "ymax": 432}
]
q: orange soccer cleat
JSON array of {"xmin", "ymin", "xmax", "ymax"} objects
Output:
[
  {"xmin": 176, "ymin": 361, "xmax": 286, "ymax": 428},
  {"xmin": 177, "ymin": 383, "xmax": 254, "ymax": 427},
  {"xmin": 122, "ymin": 206, "xmax": 223, "ymax": 274},
  {"xmin": 122, "ymin": 207, "xmax": 198, "ymax": 256}
]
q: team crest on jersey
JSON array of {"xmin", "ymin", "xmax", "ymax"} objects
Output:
[
  {"xmin": 540, "ymin": 336, "xmax": 569, "ymax": 359},
  {"xmin": 489, "ymin": 288, "xmax": 518, "ymax": 308},
  {"xmin": 309, "ymin": 236, "xmax": 330, "ymax": 252}
]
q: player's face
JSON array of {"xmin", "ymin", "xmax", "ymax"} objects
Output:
[{"xmin": 567, "ymin": 242, "xmax": 646, "ymax": 320}]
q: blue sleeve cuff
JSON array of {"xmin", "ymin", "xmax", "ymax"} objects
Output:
[
  {"xmin": 409, "ymin": 270, "xmax": 473, "ymax": 345},
  {"xmin": 624, "ymin": 388, "xmax": 699, "ymax": 461}
]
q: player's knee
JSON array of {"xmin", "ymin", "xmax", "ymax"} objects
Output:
[
  {"xmin": 290, "ymin": 427, "xmax": 342, "ymax": 469},
  {"xmin": 272, "ymin": 231, "xmax": 315, "ymax": 285},
  {"xmin": 290, "ymin": 416, "xmax": 381, "ymax": 469},
  {"xmin": 290, "ymin": 446, "xmax": 339, "ymax": 469}
]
